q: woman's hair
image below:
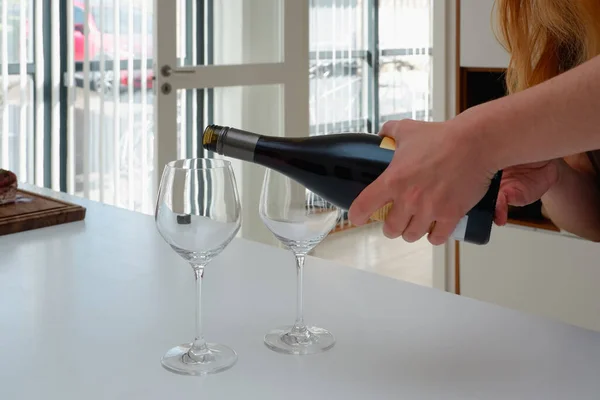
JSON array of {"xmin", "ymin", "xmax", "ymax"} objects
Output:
[{"xmin": 495, "ymin": 0, "xmax": 600, "ymax": 93}]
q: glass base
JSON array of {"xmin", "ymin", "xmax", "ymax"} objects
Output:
[
  {"xmin": 264, "ymin": 325, "xmax": 335, "ymax": 355},
  {"xmin": 161, "ymin": 343, "xmax": 237, "ymax": 376}
]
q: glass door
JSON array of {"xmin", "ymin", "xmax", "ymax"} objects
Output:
[{"xmin": 154, "ymin": 0, "xmax": 309, "ymax": 244}]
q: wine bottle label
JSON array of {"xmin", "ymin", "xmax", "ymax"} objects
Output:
[
  {"xmin": 451, "ymin": 215, "xmax": 468, "ymax": 241},
  {"xmin": 369, "ymin": 203, "xmax": 438, "ymax": 234},
  {"xmin": 379, "ymin": 136, "xmax": 396, "ymax": 151},
  {"xmin": 368, "ymin": 137, "xmax": 396, "ymax": 222},
  {"xmin": 370, "ymin": 202, "xmax": 392, "ymax": 222}
]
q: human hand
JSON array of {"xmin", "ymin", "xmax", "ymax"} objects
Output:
[
  {"xmin": 348, "ymin": 119, "xmax": 498, "ymax": 245},
  {"xmin": 494, "ymin": 159, "xmax": 562, "ymax": 226}
]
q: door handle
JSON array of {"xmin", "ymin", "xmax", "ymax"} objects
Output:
[{"xmin": 160, "ymin": 65, "xmax": 196, "ymax": 77}]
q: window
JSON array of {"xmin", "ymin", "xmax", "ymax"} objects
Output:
[
  {"xmin": 0, "ymin": 0, "xmax": 433, "ymax": 215},
  {"xmin": 0, "ymin": 0, "xmax": 35, "ymax": 182},
  {"xmin": 309, "ymin": 0, "xmax": 432, "ymax": 135}
]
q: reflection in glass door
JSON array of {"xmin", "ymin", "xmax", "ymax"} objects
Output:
[{"xmin": 66, "ymin": 0, "xmax": 155, "ymax": 212}]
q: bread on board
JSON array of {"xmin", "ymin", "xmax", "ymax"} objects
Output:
[{"xmin": 0, "ymin": 169, "xmax": 17, "ymax": 205}]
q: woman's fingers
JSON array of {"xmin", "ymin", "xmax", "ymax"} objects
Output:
[
  {"xmin": 427, "ymin": 220, "xmax": 459, "ymax": 245},
  {"xmin": 382, "ymin": 204, "xmax": 412, "ymax": 239},
  {"xmin": 494, "ymin": 191, "xmax": 508, "ymax": 226},
  {"xmin": 348, "ymin": 175, "xmax": 394, "ymax": 226},
  {"xmin": 402, "ymin": 214, "xmax": 433, "ymax": 243}
]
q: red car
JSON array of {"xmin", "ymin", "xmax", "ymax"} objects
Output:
[{"xmin": 73, "ymin": 1, "xmax": 154, "ymax": 93}]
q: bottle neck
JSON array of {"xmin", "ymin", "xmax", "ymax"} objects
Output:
[{"xmin": 218, "ymin": 127, "xmax": 261, "ymax": 162}]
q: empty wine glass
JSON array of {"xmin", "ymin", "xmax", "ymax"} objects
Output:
[
  {"xmin": 155, "ymin": 159, "xmax": 241, "ymax": 375},
  {"xmin": 259, "ymin": 169, "xmax": 341, "ymax": 355}
]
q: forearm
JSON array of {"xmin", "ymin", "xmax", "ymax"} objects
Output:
[
  {"xmin": 541, "ymin": 161, "xmax": 600, "ymax": 241},
  {"xmin": 456, "ymin": 54, "xmax": 600, "ymax": 170}
]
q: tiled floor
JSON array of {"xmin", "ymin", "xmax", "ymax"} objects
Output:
[{"xmin": 312, "ymin": 222, "xmax": 433, "ymax": 287}]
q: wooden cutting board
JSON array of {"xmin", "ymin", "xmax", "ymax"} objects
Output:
[{"xmin": 0, "ymin": 189, "xmax": 86, "ymax": 236}]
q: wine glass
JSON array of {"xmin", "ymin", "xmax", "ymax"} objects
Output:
[
  {"xmin": 259, "ymin": 169, "xmax": 341, "ymax": 355},
  {"xmin": 155, "ymin": 159, "xmax": 241, "ymax": 375}
]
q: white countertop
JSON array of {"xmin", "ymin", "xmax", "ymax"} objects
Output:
[{"xmin": 1, "ymin": 187, "xmax": 600, "ymax": 399}]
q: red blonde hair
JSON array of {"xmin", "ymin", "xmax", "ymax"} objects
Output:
[{"xmin": 495, "ymin": 0, "xmax": 600, "ymax": 93}]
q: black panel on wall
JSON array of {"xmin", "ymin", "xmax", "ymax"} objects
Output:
[{"xmin": 464, "ymin": 70, "xmax": 507, "ymax": 109}]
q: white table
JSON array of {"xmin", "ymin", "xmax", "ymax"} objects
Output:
[{"xmin": 1, "ymin": 187, "xmax": 600, "ymax": 399}]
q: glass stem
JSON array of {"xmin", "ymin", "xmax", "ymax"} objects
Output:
[
  {"xmin": 293, "ymin": 253, "xmax": 306, "ymax": 330},
  {"xmin": 190, "ymin": 265, "xmax": 208, "ymax": 355}
]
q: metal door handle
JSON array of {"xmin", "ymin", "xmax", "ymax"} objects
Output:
[{"xmin": 161, "ymin": 65, "xmax": 196, "ymax": 77}]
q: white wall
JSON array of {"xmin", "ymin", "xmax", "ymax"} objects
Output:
[{"xmin": 459, "ymin": 0, "xmax": 509, "ymax": 68}]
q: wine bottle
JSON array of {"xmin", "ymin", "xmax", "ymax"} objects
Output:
[{"xmin": 202, "ymin": 124, "xmax": 502, "ymax": 245}]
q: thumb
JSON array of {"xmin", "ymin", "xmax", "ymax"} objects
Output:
[{"xmin": 504, "ymin": 186, "xmax": 535, "ymax": 207}]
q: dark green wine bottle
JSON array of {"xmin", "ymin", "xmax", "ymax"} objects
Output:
[{"xmin": 202, "ymin": 124, "xmax": 502, "ymax": 245}]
